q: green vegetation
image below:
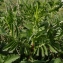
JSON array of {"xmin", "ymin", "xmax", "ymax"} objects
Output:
[{"xmin": 0, "ymin": 0, "xmax": 63, "ymax": 63}]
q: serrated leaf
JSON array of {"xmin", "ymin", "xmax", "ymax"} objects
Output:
[{"xmin": 4, "ymin": 54, "xmax": 20, "ymax": 63}]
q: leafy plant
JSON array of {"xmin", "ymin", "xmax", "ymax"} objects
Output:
[{"xmin": 0, "ymin": 0, "xmax": 63, "ymax": 63}]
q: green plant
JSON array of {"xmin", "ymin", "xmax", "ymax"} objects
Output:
[{"xmin": 0, "ymin": 0, "xmax": 63, "ymax": 63}]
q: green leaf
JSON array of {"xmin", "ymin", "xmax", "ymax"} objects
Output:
[
  {"xmin": 41, "ymin": 46, "xmax": 45, "ymax": 57},
  {"xmin": 43, "ymin": 45, "xmax": 48, "ymax": 56},
  {"xmin": 0, "ymin": 54, "xmax": 5, "ymax": 63},
  {"xmin": 48, "ymin": 44, "xmax": 57, "ymax": 53},
  {"xmin": 54, "ymin": 58, "xmax": 62, "ymax": 63},
  {"xmin": 36, "ymin": 48, "xmax": 39, "ymax": 56},
  {"xmin": 8, "ymin": 42, "xmax": 18, "ymax": 53},
  {"xmin": 4, "ymin": 54, "xmax": 20, "ymax": 63},
  {"xmin": 3, "ymin": 41, "xmax": 14, "ymax": 51},
  {"xmin": 24, "ymin": 48, "xmax": 28, "ymax": 55},
  {"xmin": 49, "ymin": 58, "xmax": 62, "ymax": 63},
  {"xmin": 23, "ymin": 22, "xmax": 33, "ymax": 30}
]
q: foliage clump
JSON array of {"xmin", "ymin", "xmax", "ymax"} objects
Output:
[{"xmin": 0, "ymin": 0, "xmax": 63, "ymax": 63}]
